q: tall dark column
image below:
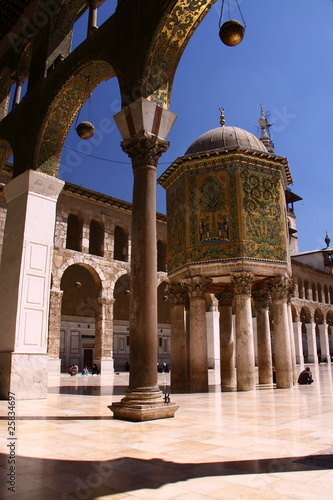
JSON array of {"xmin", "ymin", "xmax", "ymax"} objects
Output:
[
  {"xmin": 48, "ymin": 288, "xmax": 63, "ymax": 375},
  {"xmin": 268, "ymin": 276, "xmax": 293, "ymax": 389},
  {"xmin": 186, "ymin": 276, "xmax": 212, "ymax": 392},
  {"xmin": 110, "ymin": 98, "xmax": 177, "ymax": 421},
  {"xmin": 231, "ymin": 272, "xmax": 256, "ymax": 391},
  {"xmin": 167, "ymin": 282, "xmax": 189, "ymax": 392}
]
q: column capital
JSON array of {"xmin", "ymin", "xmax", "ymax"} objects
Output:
[
  {"xmin": 216, "ymin": 291, "xmax": 234, "ymax": 307},
  {"xmin": 166, "ymin": 282, "xmax": 188, "ymax": 306},
  {"xmin": 230, "ymin": 272, "xmax": 254, "ymax": 296},
  {"xmin": 252, "ymin": 288, "xmax": 270, "ymax": 309},
  {"xmin": 184, "ymin": 276, "xmax": 212, "ymax": 299},
  {"xmin": 268, "ymin": 276, "xmax": 291, "ymax": 301},
  {"xmin": 97, "ymin": 296, "xmax": 115, "ymax": 306},
  {"xmin": 121, "ymin": 132, "xmax": 169, "ymax": 169}
]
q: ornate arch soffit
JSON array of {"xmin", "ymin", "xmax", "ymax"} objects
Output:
[
  {"xmin": 0, "ymin": 138, "xmax": 13, "ymax": 170},
  {"xmin": 35, "ymin": 59, "xmax": 115, "ymax": 177},
  {"xmin": 145, "ymin": 0, "xmax": 218, "ymax": 108}
]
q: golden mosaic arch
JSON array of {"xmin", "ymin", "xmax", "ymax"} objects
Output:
[{"xmin": 145, "ymin": 0, "xmax": 218, "ymax": 108}]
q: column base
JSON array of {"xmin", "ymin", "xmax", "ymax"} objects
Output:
[
  {"xmin": 109, "ymin": 386, "xmax": 179, "ymax": 421},
  {"xmin": 0, "ymin": 352, "xmax": 48, "ymax": 400},
  {"xmin": 95, "ymin": 359, "xmax": 114, "ymax": 375},
  {"xmin": 221, "ymin": 384, "xmax": 236, "ymax": 392},
  {"xmin": 48, "ymin": 358, "xmax": 61, "ymax": 376},
  {"xmin": 109, "ymin": 401, "xmax": 179, "ymax": 422}
]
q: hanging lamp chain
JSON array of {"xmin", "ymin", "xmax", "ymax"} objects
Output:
[{"xmin": 219, "ymin": 0, "xmax": 246, "ymax": 28}]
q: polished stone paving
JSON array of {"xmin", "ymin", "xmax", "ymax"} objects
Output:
[{"xmin": 1, "ymin": 365, "xmax": 333, "ymax": 499}]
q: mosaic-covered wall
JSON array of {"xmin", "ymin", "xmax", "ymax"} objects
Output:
[{"xmin": 166, "ymin": 160, "xmax": 287, "ymax": 273}]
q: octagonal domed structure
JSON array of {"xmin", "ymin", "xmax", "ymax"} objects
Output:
[{"xmin": 185, "ymin": 126, "xmax": 268, "ymax": 156}]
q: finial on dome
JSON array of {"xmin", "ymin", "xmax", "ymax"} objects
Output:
[
  {"xmin": 325, "ymin": 230, "xmax": 331, "ymax": 248},
  {"xmin": 219, "ymin": 106, "xmax": 225, "ymax": 127},
  {"xmin": 258, "ymin": 104, "xmax": 274, "ymax": 153}
]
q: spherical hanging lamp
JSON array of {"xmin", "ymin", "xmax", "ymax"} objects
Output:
[
  {"xmin": 218, "ymin": 0, "xmax": 246, "ymax": 47},
  {"xmin": 75, "ymin": 75, "xmax": 95, "ymax": 140},
  {"xmin": 219, "ymin": 19, "xmax": 245, "ymax": 47},
  {"xmin": 76, "ymin": 121, "xmax": 95, "ymax": 139}
]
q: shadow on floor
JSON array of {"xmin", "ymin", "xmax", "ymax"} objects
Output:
[{"xmin": 0, "ymin": 452, "xmax": 332, "ymax": 499}]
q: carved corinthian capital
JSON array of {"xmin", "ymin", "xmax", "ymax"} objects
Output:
[
  {"xmin": 252, "ymin": 288, "xmax": 270, "ymax": 309},
  {"xmin": 121, "ymin": 131, "xmax": 169, "ymax": 169},
  {"xmin": 268, "ymin": 276, "xmax": 292, "ymax": 301},
  {"xmin": 230, "ymin": 272, "xmax": 254, "ymax": 296},
  {"xmin": 166, "ymin": 282, "xmax": 188, "ymax": 306},
  {"xmin": 216, "ymin": 291, "xmax": 234, "ymax": 307},
  {"xmin": 184, "ymin": 276, "xmax": 212, "ymax": 299}
]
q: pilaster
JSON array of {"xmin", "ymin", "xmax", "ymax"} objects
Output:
[{"xmin": 0, "ymin": 170, "xmax": 64, "ymax": 399}]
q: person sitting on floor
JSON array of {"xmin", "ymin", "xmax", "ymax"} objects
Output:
[{"xmin": 298, "ymin": 367, "xmax": 314, "ymax": 385}]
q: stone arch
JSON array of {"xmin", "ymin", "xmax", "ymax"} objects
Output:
[
  {"xmin": 54, "ymin": 254, "xmax": 109, "ymax": 293},
  {"xmin": 300, "ymin": 306, "xmax": 311, "ymax": 323},
  {"xmin": 144, "ymin": 0, "xmax": 218, "ymax": 108},
  {"xmin": 314, "ymin": 308, "xmax": 324, "ymax": 325},
  {"xmin": 34, "ymin": 59, "xmax": 116, "ymax": 176}
]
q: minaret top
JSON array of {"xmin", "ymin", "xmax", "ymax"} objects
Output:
[
  {"xmin": 219, "ymin": 106, "xmax": 225, "ymax": 127},
  {"xmin": 325, "ymin": 229, "xmax": 331, "ymax": 249},
  {"xmin": 258, "ymin": 105, "xmax": 274, "ymax": 153}
]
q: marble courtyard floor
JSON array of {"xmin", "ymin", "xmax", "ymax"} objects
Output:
[{"xmin": 1, "ymin": 365, "xmax": 333, "ymax": 499}]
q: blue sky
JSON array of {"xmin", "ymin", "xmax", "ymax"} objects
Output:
[{"xmin": 60, "ymin": 0, "xmax": 333, "ymax": 253}]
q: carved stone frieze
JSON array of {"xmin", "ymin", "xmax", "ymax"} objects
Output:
[
  {"xmin": 121, "ymin": 132, "xmax": 169, "ymax": 169},
  {"xmin": 230, "ymin": 272, "xmax": 254, "ymax": 296}
]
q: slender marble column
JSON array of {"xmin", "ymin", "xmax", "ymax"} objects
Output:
[
  {"xmin": 48, "ymin": 289, "xmax": 63, "ymax": 375},
  {"xmin": 216, "ymin": 291, "xmax": 236, "ymax": 391},
  {"xmin": 167, "ymin": 282, "xmax": 189, "ymax": 392},
  {"xmin": 305, "ymin": 318, "xmax": 318, "ymax": 364},
  {"xmin": 95, "ymin": 297, "xmax": 114, "ymax": 375},
  {"xmin": 186, "ymin": 276, "xmax": 212, "ymax": 392},
  {"xmin": 286, "ymin": 282, "xmax": 297, "ymax": 384},
  {"xmin": 253, "ymin": 288, "xmax": 273, "ymax": 385},
  {"xmin": 293, "ymin": 319, "xmax": 304, "ymax": 366},
  {"xmin": 110, "ymin": 99, "xmax": 177, "ymax": 420},
  {"xmin": 268, "ymin": 276, "xmax": 293, "ymax": 388},
  {"xmin": 318, "ymin": 322, "xmax": 331, "ymax": 364},
  {"xmin": 231, "ymin": 272, "xmax": 255, "ymax": 391}
]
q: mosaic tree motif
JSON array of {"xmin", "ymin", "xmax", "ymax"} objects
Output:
[{"xmin": 198, "ymin": 175, "xmax": 229, "ymax": 243}]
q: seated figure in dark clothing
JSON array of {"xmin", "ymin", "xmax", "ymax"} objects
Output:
[{"xmin": 298, "ymin": 367, "xmax": 314, "ymax": 385}]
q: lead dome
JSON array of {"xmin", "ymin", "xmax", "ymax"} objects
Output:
[{"xmin": 185, "ymin": 125, "xmax": 268, "ymax": 155}]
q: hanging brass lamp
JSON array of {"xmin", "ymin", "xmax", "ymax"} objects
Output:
[
  {"xmin": 75, "ymin": 75, "xmax": 95, "ymax": 139},
  {"xmin": 219, "ymin": 0, "xmax": 246, "ymax": 47},
  {"xmin": 76, "ymin": 120, "xmax": 95, "ymax": 139}
]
